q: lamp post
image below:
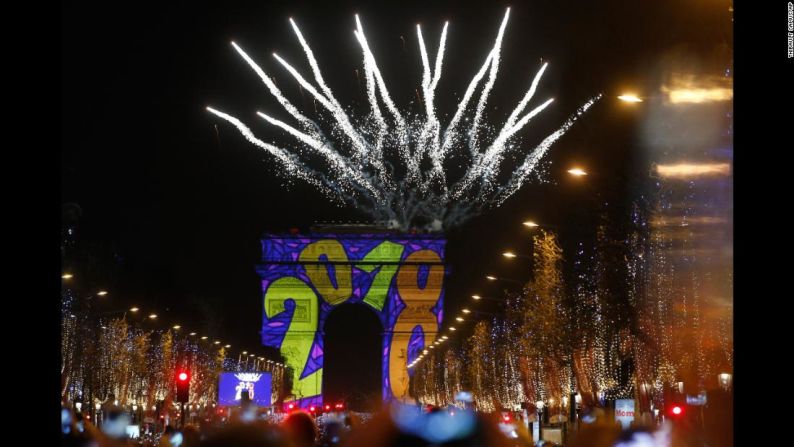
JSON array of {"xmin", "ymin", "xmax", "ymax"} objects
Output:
[
  {"xmin": 501, "ymin": 251, "xmax": 532, "ymax": 260},
  {"xmin": 484, "ymin": 275, "xmax": 523, "ymax": 284},
  {"xmin": 535, "ymin": 400, "xmax": 545, "ymax": 443},
  {"xmin": 470, "ymin": 294, "xmax": 502, "ymax": 303},
  {"xmin": 718, "ymin": 373, "xmax": 732, "ymax": 391},
  {"xmin": 95, "ymin": 402, "xmax": 102, "ymax": 427}
]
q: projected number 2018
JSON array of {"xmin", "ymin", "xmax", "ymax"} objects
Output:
[{"xmin": 259, "ymin": 234, "xmax": 445, "ymax": 407}]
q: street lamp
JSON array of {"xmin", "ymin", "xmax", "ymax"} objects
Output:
[
  {"xmin": 462, "ymin": 308, "xmax": 471, "ymax": 314},
  {"xmin": 536, "ymin": 400, "xmax": 545, "ymax": 442},
  {"xmin": 148, "ymin": 314, "xmax": 157, "ymax": 320},
  {"xmin": 718, "ymin": 373, "xmax": 732, "ymax": 390},
  {"xmin": 523, "ymin": 221, "xmax": 539, "ymax": 228},
  {"xmin": 62, "ymin": 273, "xmax": 74, "ymax": 279},
  {"xmin": 617, "ymin": 93, "xmax": 643, "ymax": 103},
  {"xmin": 503, "ymin": 251, "xmax": 531, "ymax": 260},
  {"xmin": 97, "ymin": 290, "xmax": 108, "ymax": 296},
  {"xmin": 567, "ymin": 167, "xmax": 588, "ymax": 177},
  {"xmin": 471, "ymin": 294, "xmax": 502, "ymax": 302},
  {"xmin": 130, "ymin": 307, "xmax": 139, "ymax": 313},
  {"xmin": 485, "ymin": 275, "xmax": 523, "ymax": 284}
]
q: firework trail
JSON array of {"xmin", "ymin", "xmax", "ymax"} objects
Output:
[{"xmin": 208, "ymin": 8, "xmax": 600, "ymax": 231}]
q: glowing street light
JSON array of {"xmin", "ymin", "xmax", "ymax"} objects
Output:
[
  {"xmin": 485, "ymin": 275, "xmax": 522, "ymax": 284},
  {"xmin": 130, "ymin": 307, "xmax": 139, "ymax": 312},
  {"xmin": 172, "ymin": 325, "xmax": 181, "ymax": 330},
  {"xmin": 567, "ymin": 167, "xmax": 588, "ymax": 177},
  {"xmin": 201, "ymin": 336, "xmax": 208, "ymax": 340},
  {"xmin": 189, "ymin": 332, "xmax": 196, "ymax": 336},
  {"xmin": 718, "ymin": 373, "xmax": 732, "ymax": 390},
  {"xmin": 148, "ymin": 314, "xmax": 157, "ymax": 319},
  {"xmin": 225, "ymin": 344, "xmax": 231, "ymax": 348},
  {"xmin": 214, "ymin": 340, "xmax": 221, "ymax": 345},
  {"xmin": 522, "ymin": 221, "xmax": 539, "ymax": 228},
  {"xmin": 62, "ymin": 273, "xmax": 74, "ymax": 279},
  {"xmin": 503, "ymin": 251, "xmax": 531, "ymax": 260},
  {"xmin": 455, "ymin": 317, "xmax": 464, "ymax": 322},
  {"xmin": 462, "ymin": 308, "xmax": 471, "ymax": 314},
  {"xmin": 97, "ymin": 290, "xmax": 108, "ymax": 296},
  {"xmin": 655, "ymin": 163, "xmax": 730, "ymax": 178},
  {"xmin": 449, "ymin": 327, "xmax": 457, "ymax": 331},
  {"xmin": 617, "ymin": 93, "xmax": 643, "ymax": 103}
]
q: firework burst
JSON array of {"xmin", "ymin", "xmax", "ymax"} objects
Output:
[{"xmin": 208, "ymin": 8, "xmax": 601, "ymax": 230}]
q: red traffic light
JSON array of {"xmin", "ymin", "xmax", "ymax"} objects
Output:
[{"xmin": 176, "ymin": 370, "xmax": 191, "ymax": 403}]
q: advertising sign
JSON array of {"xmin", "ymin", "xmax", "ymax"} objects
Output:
[{"xmin": 615, "ymin": 399, "xmax": 635, "ymax": 428}]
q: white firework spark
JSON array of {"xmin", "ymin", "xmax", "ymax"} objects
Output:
[
  {"xmin": 235, "ymin": 373, "xmax": 263, "ymax": 382},
  {"xmin": 208, "ymin": 8, "xmax": 600, "ymax": 230}
]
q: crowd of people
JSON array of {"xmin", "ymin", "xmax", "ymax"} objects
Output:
[{"xmin": 61, "ymin": 402, "xmax": 700, "ymax": 447}]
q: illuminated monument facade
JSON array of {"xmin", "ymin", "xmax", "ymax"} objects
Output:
[{"xmin": 257, "ymin": 231, "xmax": 445, "ymax": 408}]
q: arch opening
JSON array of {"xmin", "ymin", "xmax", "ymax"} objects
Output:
[{"xmin": 323, "ymin": 304, "xmax": 383, "ymax": 412}]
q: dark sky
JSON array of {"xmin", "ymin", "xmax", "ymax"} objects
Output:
[{"xmin": 61, "ymin": 0, "xmax": 731, "ymax": 359}]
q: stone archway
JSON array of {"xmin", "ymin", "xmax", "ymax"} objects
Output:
[{"xmin": 256, "ymin": 232, "xmax": 446, "ymax": 409}]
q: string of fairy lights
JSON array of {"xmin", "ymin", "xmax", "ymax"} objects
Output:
[
  {"xmin": 60, "ymin": 272, "xmax": 286, "ymax": 370},
  {"xmin": 408, "ymin": 154, "xmax": 734, "ymax": 412}
]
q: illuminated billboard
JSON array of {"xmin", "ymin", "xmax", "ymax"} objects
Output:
[
  {"xmin": 257, "ymin": 233, "xmax": 445, "ymax": 409},
  {"xmin": 218, "ymin": 372, "xmax": 272, "ymax": 407}
]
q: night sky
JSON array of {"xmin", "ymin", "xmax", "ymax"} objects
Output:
[{"xmin": 61, "ymin": 0, "xmax": 731, "ymax": 369}]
